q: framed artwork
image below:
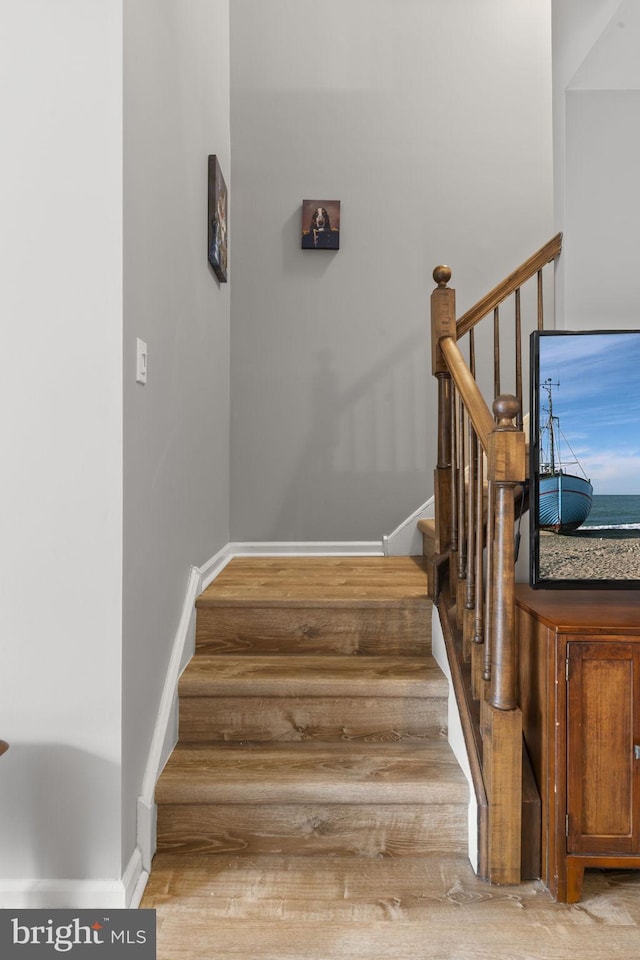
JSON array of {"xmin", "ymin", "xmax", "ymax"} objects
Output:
[
  {"xmin": 530, "ymin": 329, "xmax": 640, "ymax": 589},
  {"xmin": 301, "ymin": 200, "xmax": 340, "ymax": 250},
  {"xmin": 208, "ymin": 155, "xmax": 228, "ymax": 282}
]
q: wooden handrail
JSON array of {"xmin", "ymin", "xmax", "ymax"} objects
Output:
[
  {"xmin": 439, "ymin": 337, "xmax": 494, "ymax": 450},
  {"xmin": 456, "ymin": 233, "xmax": 562, "ymax": 339},
  {"xmin": 0, "ymin": 741, "xmax": 9, "ymax": 757},
  {"xmin": 429, "ymin": 236, "xmax": 561, "ymax": 886}
]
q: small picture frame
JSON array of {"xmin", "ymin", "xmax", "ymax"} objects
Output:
[
  {"xmin": 208, "ymin": 155, "xmax": 228, "ymax": 282},
  {"xmin": 301, "ymin": 200, "xmax": 340, "ymax": 250}
]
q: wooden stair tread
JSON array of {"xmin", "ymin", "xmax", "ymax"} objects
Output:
[
  {"xmin": 179, "ymin": 654, "xmax": 448, "ymax": 698},
  {"xmin": 144, "ymin": 852, "xmax": 553, "ymax": 917},
  {"xmin": 153, "ymin": 555, "xmax": 467, "ymax": 866},
  {"xmin": 156, "ymin": 741, "xmax": 466, "ymax": 805},
  {"xmin": 197, "ymin": 556, "xmax": 429, "ymax": 608}
]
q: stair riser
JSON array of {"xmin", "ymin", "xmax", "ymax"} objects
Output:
[
  {"xmin": 179, "ymin": 696, "xmax": 447, "ymax": 743},
  {"xmin": 195, "ymin": 605, "xmax": 431, "ymax": 656},
  {"xmin": 156, "ymin": 803, "xmax": 467, "ymax": 858}
]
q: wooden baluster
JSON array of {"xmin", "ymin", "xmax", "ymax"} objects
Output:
[
  {"xmin": 465, "ymin": 420, "xmax": 476, "ymax": 612},
  {"xmin": 515, "ymin": 288, "xmax": 522, "ymax": 430},
  {"xmin": 474, "ymin": 434, "xmax": 484, "ymax": 647},
  {"xmin": 469, "ymin": 434, "xmax": 484, "ymax": 698},
  {"xmin": 493, "ymin": 306, "xmax": 500, "ymax": 399},
  {"xmin": 450, "ymin": 382, "xmax": 459, "ymax": 568},
  {"xmin": 457, "ymin": 396, "xmax": 467, "ymax": 582},
  {"xmin": 483, "ymin": 480, "xmax": 494, "ymax": 682},
  {"xmin": 537, "ymin": 268, "xmax": 544, "ymax": 330},
  {"xmin": 463, "ymin": 334, "xmax": 478, "ymax": 658},
  {"xmin": 468, "ymin": 327, "xmax": 478, "ymax": 635}
]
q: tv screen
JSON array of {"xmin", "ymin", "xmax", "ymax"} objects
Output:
[{"xmin": 530, "ymin": 329, "xmax": 640, "ymax": 588}]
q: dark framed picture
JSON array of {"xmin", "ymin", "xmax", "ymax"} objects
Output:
[
  {"xmin": 301, "ymin": 200, "xmax": 340, "ymax": 250},
  {"xmin": 208, "ymin": 155, "xmax": 228, "ymax": 282}
]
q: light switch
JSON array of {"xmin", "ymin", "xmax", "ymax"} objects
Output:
[{"xmin": 136, "ymin": 338, "xmax": 148, "ymax": 384}]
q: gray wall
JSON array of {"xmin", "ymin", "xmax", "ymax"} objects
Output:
[
  {"xmin": 0, "ymin": 0, "xmax": 232, "ymax": 898},
  {"xmin": 554, "ymin": 0, "xmax": 640, "ymax": 330},
  {"xmin": 123, "ymin": 0, "xmax": 231, "ymax": 867},
  {"xmin": 229, "ymin": 0, "xmax": 554, "ymax": 543},
  {"xmin": 0, "ymin": 0, "xmax": 124, "ymax": 889}
]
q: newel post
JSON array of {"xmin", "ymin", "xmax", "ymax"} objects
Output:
[
  {"xmin": 484, "ymin": 394, "xmax": 525, "ymax": 884},
  {"xmin": 486, "ymin": 395, "xmax": 525, "ymax": 710},
  {"xmin": 429, "ymin": 266, "xmax": 457, "ymax": 597}
]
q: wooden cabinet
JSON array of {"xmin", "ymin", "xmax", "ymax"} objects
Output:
[{"xmin": 515, "ymin": 585, "xmax": 640, "ymax": 902}]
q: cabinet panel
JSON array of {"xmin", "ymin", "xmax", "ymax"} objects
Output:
[
  {"xmin": 567, "ymin": 641, "xmax": 639, "ymax": 854},
  {"xmin": 516, "ymin": 586, "xmax": 640, "ymax": 901}
]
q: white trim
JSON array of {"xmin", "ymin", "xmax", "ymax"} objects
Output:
[
  {"xmin": 199, "ymin": 543, "xmax": 234, "ymax": 590},
  {"xmin": 0, "ymin": 880, "xmax": 128, "ymax": 909},
  {"xmin": 136, "ymin": 795, "xmax": 157, "ymax": 878},
  {"xmin": 122, "ymin": 847, "xmax": 146, "ymax": 909},
  {"xmin": 229, "ymin": 541, "xmax": 384, "ymax": 557},
  {"xmin": 135, "ymin": 543, "xmax": 233, "ymax": 877},
  {"xmin": 0, "ymin": 858, "xmax": 148, "ymax": 908},
  {"xmin": 138, "ymin": 566, "xmax": 200, "ymax": 803},
  {"xmin": 431, "ymin": 604, "xmax": 476, "ymax": 870},
  {"xmin": 383, "ymin": 497, "xmax": 435, "ymax": 556}
]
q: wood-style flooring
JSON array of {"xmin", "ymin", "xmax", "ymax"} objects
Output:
[
  {"xmin": 142, "ymin": 854, "xmax": 640, "ymax": 959},
  {"xmin": 141, "ymin": 556, "xmax": 640, "ymax": 958}
]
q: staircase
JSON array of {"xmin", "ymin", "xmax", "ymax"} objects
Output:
[{"xmin": 153, "ymin": 555, "xmax": 468, "ymax": 862}]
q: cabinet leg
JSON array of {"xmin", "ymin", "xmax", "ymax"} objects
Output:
[{"xmin": 566, "ymin": 858, "xmax": 585, "ymax": 903}]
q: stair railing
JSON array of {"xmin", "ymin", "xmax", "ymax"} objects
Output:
[{"xmin": 428, "ymin": 234, "xmax": 562, "ymax": 884}]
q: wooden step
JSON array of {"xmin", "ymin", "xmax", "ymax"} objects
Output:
[
  {"xmin": 179, "ymin": 654, "xmax": 446, "ymax": 698},
  {"xmin": 195, "ymin": 606, "xmax": 431, "ymax": 655},
  {"xmin": 155, "ymin": 802, "xmax": 468, "ymax": 858},
  {"xmin": 195, "ymin": 556, "xmax": 431, "ymax": 655},
  {"xmin": 198, "ymin": 557, "xmax": 430, "ymax": 604},
  {"xmin": 155, "ymin": 741, "xmax": 467, "ymax": 858},
  {"xmin": 156, "ymin": 741, "xmax": 465, "ymax": 806},
  {"xmin": 178, "ymin": 653, "xmax": 448, "ymax": 742},
  {"xmin": 178, "ymin": 694, "xmax": 447, "ymax": 743},
  {"xmin": 152, "ymin": 555, "xmax": 468, "ymax": 867}
]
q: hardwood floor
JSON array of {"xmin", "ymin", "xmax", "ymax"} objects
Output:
[
  {"xmin": 142, "ymin": 854, "xmax": 640, "ymax": 959},
  {"xmin": 140, "ymin": 556, "xmax": 640, "ymax": 957}
]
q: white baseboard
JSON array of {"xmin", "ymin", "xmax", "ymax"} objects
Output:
[
  {"xmin": 229, "ymin": 541, "xmax": 384, "ymax": 556},
  {"xmin": 383, "ymin": 497, "xmax": 434, "ymax": 556},
  {"xmin": 0, "ymin": 880, "xmax": 128, "ymax": 909},
  {"xmin": 0, "ymin": 845, "xmax": 146, "ymax": 909},
  {"xmin": 123, "ymin": 847, "xmax": 147, "ymax": 909},
  {"xmin": 199, "ymin": 543, "xmax": 234, "ymax": 590}
]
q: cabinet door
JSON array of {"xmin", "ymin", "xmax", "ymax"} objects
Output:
[{"xmin": 566, "ymin": 641, "xmax": 640, "ymax": 855}]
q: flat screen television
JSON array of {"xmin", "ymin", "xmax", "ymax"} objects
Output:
[{"xmin": 530, "ymin": 329, "xmax": 640, "ymax": 589}]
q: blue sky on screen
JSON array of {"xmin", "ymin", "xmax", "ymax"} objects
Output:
[{"xmin": 538, "ymin": 331, "xmax": 640, "ymax": 495}]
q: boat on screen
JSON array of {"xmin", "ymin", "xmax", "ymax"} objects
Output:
[{"xmin": 538, "ymin": 379, "xmax": 593, "ymax": 534}]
